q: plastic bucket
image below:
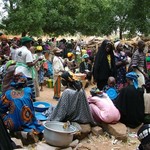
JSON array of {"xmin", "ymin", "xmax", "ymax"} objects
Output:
[{"xmin": 47, "ymin": 79, "xmax": 53, "ymax": 88}]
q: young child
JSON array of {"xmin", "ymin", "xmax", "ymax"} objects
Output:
[
  {"xmin": 36, "ymin": 46, "xmax": 47, "ymax": 91},
  {"xmin": 103, "ymin": 76, "xmax": 119, "ymax": 100}
]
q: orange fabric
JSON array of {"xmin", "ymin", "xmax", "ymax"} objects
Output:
[
  {"xmin": 54, "ymin": 76, "xmax": 61, "ymax": 98},
  {"xmin": 43, "ymin": 62, "xmax": 48, "ymax": 70}
]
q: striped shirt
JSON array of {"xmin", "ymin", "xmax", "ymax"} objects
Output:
[{"xmin": 131, "ymin": 50, "xmax": 145, "ymax": 67}]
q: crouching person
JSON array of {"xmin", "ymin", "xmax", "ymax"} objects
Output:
[
  {"xmin": 48, "ymin": 71, "xmax": 95, "ymax": 124},
  {"xmin": 88, "ymin": 88, "xmax": 120, "ymax": 124}
]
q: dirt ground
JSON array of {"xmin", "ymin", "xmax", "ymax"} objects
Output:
[{"xmin": 36, "ymin": 85, "xmax": 140, "ymax": 150}]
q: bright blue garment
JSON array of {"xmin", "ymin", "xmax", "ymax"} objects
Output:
[
  {"xmin": 126, "ymin": 72, "xmax": 139, "ymax": 89},
  {"xmin": 0, "ymin": 87, "xmax": 44, "ymax": 132},
  {"xmin": 46, "ymin": 60, "xmax": 53, "ymax": 77}
]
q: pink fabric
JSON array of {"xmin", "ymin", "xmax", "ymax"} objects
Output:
[
  {"xmin": 147, "ymin": 63, "xmax": 150, "ymax": 69},
  {"xmin": 88, "ymin": 93, "xmax": 120, "ymax": 123}
]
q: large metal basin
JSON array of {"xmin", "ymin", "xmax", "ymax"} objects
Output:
[{"xmin": 43, "ymin": 121, "xmax": 77, "ymax": 147}]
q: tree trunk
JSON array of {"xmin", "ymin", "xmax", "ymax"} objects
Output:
[
  {"xmin": 21, "ymin": 32, "xmax": 27, "ymax": 37},
  {"xmin": 119, "ymin": 27, "xmax": 123, "ymax": 40}
]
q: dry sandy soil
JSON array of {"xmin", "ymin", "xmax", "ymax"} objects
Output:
[{"xmin": 36, "ymin": 85, "xmax": 140, "ymax": 150}]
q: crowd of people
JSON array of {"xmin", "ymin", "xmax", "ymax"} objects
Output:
[{"xmin": 0, "ymin": 33, "xmax": 150, "ymax": 149}]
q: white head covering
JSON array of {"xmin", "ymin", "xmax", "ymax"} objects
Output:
[{"xmin": 114, "ymin": 41, "xmax": 120, "ymax": 49}]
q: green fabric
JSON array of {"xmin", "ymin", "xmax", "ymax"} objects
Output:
[
  {"xmin": 5, "ymin": 60, "xmax": 16, "ymax": 70},
  {"xmin": 144, "ymin": 114, "xmax": 150, "ymax": 124},
  {"xmin": 16, "ymin": 62, "xmax": 36, "ymax": 79},
  {"xmin": 21, "ymin": 37, "xmax": 32, "ymax": 45},
  {"xmin": 146, "ymin": 56, "xmax": 150, "ymax": 62}
]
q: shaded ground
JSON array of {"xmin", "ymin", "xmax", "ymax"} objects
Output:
[{"xmin": 36, "ymin": 85, "xmax": 140, "ymax": 150}]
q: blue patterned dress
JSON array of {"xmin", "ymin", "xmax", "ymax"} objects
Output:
[
  {"xmin": 0, "ymin": 87, "xmax": 44, "ymax": 132},
  {"xmin": 114, "ymin": 52, "xmax": 127, "ymax": 89}
]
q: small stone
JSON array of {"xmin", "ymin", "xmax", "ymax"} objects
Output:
[
  {"xmin": 35, "ymin": 142, "xmax": 59, "ymax": 150},
  {"xmin": 80, "ymin": 124, "xmax": 91, "ymax": 133},
  {"xmin": 101, "ymin": 123, "xmax": 128, "ymax": 142},
  {"xmin": 74, "ymin": 123, "xmax": 91, "ymax": 140},
  {"xmin": 69, "ymin": 139, "xmax": 79, "ymax": 148},
  {"xmin": 62, "ymin": 147, "xmax": 72, "ymax": 150},
  {"xmin": 11, "ymin": 137, "xmax": 23, "ymax": 148},
  {"xmin": 87, "ymin": 140, "xmax": 91, "ymax": 143},
  {"xmin": 129, "ymin": 140, "xmax": 137, "ymax": 144},
  {"xmin": 74, "ymin": 143, "xmax": 83, "ymax": 150},
  {"xmin": 91, "ymin": 126, "xmax": 103, "ymax": 136}
]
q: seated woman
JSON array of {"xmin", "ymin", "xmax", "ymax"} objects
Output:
[
  {"xmin": 0, "ymin": 73, "xmax": 44, "ymax": 145},
  {"xmin": 88, "ymin": 88, "xmax": 120, "ymax": 124},
  {"xmin": 114, "ymin": 72, "xmax": 145, "ymax": 128},
  {"xmin": 49, "ymin": 71, "xmax": 95, "ymax": 124},
  {"xmin": 2, "ymin": 60, "xmax": 16, "ymax": 95},
  {"xmin": 64, "ymin": 52, "xmax": 78, "ymax": 73},
  {"xmin": 79, "ymin": 54, "xmax": 92, "ymax": 83}
]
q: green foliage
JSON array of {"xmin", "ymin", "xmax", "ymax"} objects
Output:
[
  {"xmin": 43, "ymin": 0, "xmax": 81, "ymax": 36},
  {"xmin": 77, "ymin": 0, "xmax": 103, "ymax": 35},
  {"xmin": 0, "ymin": 0, "xmax": 149, "ymax": 37},
  {"xmin": 129, "ymin": 0, "xmax": 150, "ymax": 36},
  {"xmin": 2, "ymin": 0, "xmax": 46, "ymax": 36}
]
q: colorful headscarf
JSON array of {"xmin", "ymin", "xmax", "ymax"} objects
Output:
[
  {"xmin": 82, "ymin": 54, "xmax": 89, "ymax": 59},
  {"xmin": 87, "ymin": 50, "xmax": 92, "ymax": 57},
  {"xmin": 0, "ymin": 34, "xmax": 7, "ymax": 41},
  {"xmin": 114, "ymin": 41, "xmax": 120, "ymax": 49},
  {"xmin": 67, "ymin": 52, "xmax": 73, "ymax": 58},
  {"xmin": 126, "ymin": 72, "xmax": 139, "ymax": 89},
  {"xmin": 11, "ymin": 73, "xmax": 27, "ymax": 89},
  {"xmin": 36, "ymin": 46, "xmax": 43, "ymax": 51}
]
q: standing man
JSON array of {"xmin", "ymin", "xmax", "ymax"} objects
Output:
[
  {"xmin": 131, "ymin": 40, "xmax": 146, "ymax": 87},
  {"xmin": 15, "ymin": 36, "xmax": 42, "ymax": 101},
  {"xmin": 52, "ymin": 47, "xmax": 65, "ymax": 100}
]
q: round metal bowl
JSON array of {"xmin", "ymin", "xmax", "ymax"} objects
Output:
[{"xmin": 43, "ymin": 121, "xmax": 77, "ymax": 147}]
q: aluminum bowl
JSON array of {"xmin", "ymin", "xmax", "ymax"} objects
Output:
[{"xmin": 43, "ymin": 121, "xmax": 77, "ymax": 147}]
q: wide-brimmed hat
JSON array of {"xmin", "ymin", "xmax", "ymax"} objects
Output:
[
  {"xmin": 53, "ymin": 47, "xmax": 62, "ymax": 54},
  {"xmin": 21, "ymin": 36, "xmax": 32, "ymax": 45}
]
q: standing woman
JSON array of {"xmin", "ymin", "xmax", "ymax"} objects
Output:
[
  {"xmin": 114, "ymin": 41, "xmax": 127, "ymax": 89},
  {"xmin": 93, "ymin": 40, "xmax": 116, "ymax": 90},
  {"xmin": 15, "ymin": 37, "xmax": 42, "ymax": 101},
  {"xmin": 52, "ymin": 47, "xmax": 65, "ymax": 100}
]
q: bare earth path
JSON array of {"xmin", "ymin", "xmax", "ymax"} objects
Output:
[{"xmin": 36, "ymin": 85, "xmax": 140, "ymax": 150}]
